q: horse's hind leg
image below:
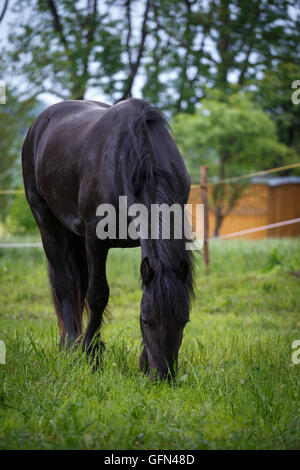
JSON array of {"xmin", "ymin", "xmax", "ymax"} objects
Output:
[
  {"xmin": 42, "ymin": 225, "xmax": 85, "ymax": 347},
  {"xmin": 22, "ymin": 139, "xmax": 87, "ymax": 347},
  {"xmin": 47, "ymin": 231, "xmax": 88, "ymax": 346},
  {"xmin": 83, "ymin": 236, "xmax": 109, "ymax": 361},
  {"xmin": 27, "ymin": 192, "xmax": 85, "ymax": 346}
]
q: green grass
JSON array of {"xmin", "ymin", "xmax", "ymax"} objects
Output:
[{"xmin": 0, "ymin": 237, "xmax": 299, "ymax": 449}]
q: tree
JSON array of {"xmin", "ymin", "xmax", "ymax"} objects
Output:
[
  {"xmin": 5, "ymin": 0, "xmax": 124, "ymax": 100},
  {"xmin": 255, "ymin": 62, "xmax": 300, "ymax": 154},
  {"xmin": 2, "ymin": 0, "xmax": 300, "ymax": 113},
  {"xmin": 3, "ymin": 0, "xmax": 156, "ymax": 103},
  {"xmin": 0, "ymin": 87, "xmax": 38, "ymax": 221},
  {"xmin": 172, "ymin": 92, "xmax": 293, "ymax": 236},
  {"xmin": 119, "ymin": 0, "xmax": 151, "ymax": 100},
  {"xmin": 142, "ymin": 0, "xmax": 300, "ymax": 114}
]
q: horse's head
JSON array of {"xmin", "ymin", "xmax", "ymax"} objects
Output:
[{"xmin": 139, "ymin": 256, "xmax": 191, "ymax": 381}]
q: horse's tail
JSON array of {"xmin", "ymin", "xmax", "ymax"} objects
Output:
[{"xmin": 48, "ymin": 232, "xmax": 89, "ymax": 345}]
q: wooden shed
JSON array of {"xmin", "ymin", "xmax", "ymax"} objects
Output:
[{"xmin": 187, "ymin": 176, "xmax": 300, "ymax": 239}]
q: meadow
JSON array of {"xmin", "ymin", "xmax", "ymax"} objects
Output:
[{"xmin": 0, "ymin": 237, "xmax": 299, "ymax": 450}]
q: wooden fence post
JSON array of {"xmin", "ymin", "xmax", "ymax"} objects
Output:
[{"xmin": 200, "ymin": 165, "xmax": 209, "ymax": 274}]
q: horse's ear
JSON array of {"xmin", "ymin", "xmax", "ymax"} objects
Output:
[
  {"xmin": 177, "ymin": 259, "xmax": 189, "ymax": 283},
  {"xmin": 141, "ymin": 257, "xmax": 155, "ymax": 286}
]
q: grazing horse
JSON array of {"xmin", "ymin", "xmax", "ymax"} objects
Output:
[{"xmin": 22, "ymin": 98, "xmax": 194, "ymax": 380}]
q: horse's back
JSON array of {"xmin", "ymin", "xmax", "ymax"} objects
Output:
[{"xmin": 24, "ymin": 99, "xmax": 110, "ymax": 159}]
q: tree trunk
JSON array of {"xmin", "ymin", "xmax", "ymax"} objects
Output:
[
  {"xmin": 0, "ymin": 0, "xmax": 9, "ymax": 25},
  {"xmin": 214, "ymin": 206, "xmax": 224, "ymax": 237}
]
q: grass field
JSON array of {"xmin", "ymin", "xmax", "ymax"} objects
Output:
[{"xmin": 0, "ymin": 236, "xmax": 299, "ymax": 450}]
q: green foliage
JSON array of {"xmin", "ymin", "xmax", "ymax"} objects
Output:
[
  {"xmin": 4, "ymin": 0, "xmax": 124, "ymax": 100},
  {"xmin": 142, "ymin": 0, "xmax": 300, "ymax": 114},
  {"xmin": 0, "ymin": 240, "xmax": 299, "ymax": 449},
  {"xmin": 2, "ymin": 0, "xmax": 299, "ymax": 114},
  {"xmin": 172, "ymin": 92, "xmax": 294, "ymax": 235},
  {"xmin": 0, "ymin": 87, "xmax": 40, "ymax": 220},
  {"xmin": 255, "ymin": 62, "xmax": 300, "ymax": 154},
  {"xmin": 263, "ymin": 248, "xmax": 282, "ymax": 273},
  {"xmin": 5, "ymin": 193, "xmax": 38, "ymax": 234},
  {"xmin": 173, "ymin": 92, "xmax": 290, "ymax": 182}
]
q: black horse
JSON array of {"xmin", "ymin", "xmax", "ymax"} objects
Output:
[{"xmin": 22, "ymin": 98, "xmax": 194, "ymax": 380}]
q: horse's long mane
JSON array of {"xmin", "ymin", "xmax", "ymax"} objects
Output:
[{"xmin": 120, "ymin": 98, "xmax": 194, "ymax": 321}]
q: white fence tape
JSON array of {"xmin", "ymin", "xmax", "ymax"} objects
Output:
[
  {"xmin": 211, "ymin": 217, "xmax": 300, "ymax": 240},
  {"xmin": 0, "ymin": 242, "xmax": 43, "ymax": 248}
]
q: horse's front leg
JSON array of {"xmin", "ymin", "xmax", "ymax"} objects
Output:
[{"xmin": 83, "ymin": 237, "xmax": 109, "ymax": 366}]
